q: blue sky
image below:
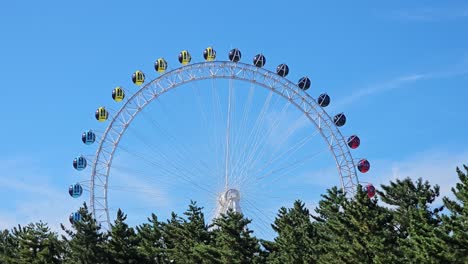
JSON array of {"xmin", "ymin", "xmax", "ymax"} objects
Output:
[{"xmin": 0, "ymin": 0, "xmax": 467, "ymax": 237}]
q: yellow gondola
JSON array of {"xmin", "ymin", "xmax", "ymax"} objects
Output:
[
  {"xmin": 132, "ymin": 70, "xmax": 145, "ymax": 85},
  {"xmin": 203, "ymin": 47, "xmax": 216, "ymax": 61},
  {"xmin": 112, "ymin": 87, "xmax": 125, "ymax": 102},
  {"xmin": 95, "ymin": 107, "xmax": 108, "ymax": 122},
  {"xmin": 154, "ymin": 58, "xmax": 168, "ymax": 73},
  {"xmin": 178, "ymin": 50, "xmax": 191, "ymax": 65}
]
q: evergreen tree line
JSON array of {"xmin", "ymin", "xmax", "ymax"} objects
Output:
[{"xmin": 1, "ymin": 165, "xmax": 467, "ymax": 264}]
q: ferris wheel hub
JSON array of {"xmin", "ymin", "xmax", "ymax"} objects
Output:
[{"xmin": 215, "ymin": 188, "xmax": 242, "ymax": 218}]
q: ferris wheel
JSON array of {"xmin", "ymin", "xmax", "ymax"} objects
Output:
[{"xmin": 68, "ymin": 47, "xmax": 373, "ymax": 236}]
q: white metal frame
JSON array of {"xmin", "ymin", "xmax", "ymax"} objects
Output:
[{"xmin": 89, "ymin": 61, "xmax": 359, "ymax": 227}]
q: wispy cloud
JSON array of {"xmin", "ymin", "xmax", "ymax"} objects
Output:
[
  {"xmin": 109, "ymin": 169, "xmax": 172, "ymax": 209},
  {"xmin": 370, "ymin": 150, "xmax": 468, "ymax": 202},
  {"xmin": 0, "ymin": 157, "xmax": 81, "ymax": 232},
  {"xmin": 334, "ymin": 62, "xmax": 468, "ymax": 109},
  {"xmin": 334, "ymin": 74, "xmax": 427, "ymax": 108},
  {"xmin": 299, "ymin": 149, "xmax": 467, "ymax": 209}
]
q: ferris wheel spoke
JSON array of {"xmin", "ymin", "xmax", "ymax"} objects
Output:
[
  {"xmin": 251, "ymin": 146, "xmax": 328, "ymax": 185},
  {"xmin": 223, "ymin": 77, "xmax": 234, "ymax": 190},
  {"xmin": 109, "ymin": 164, "xmax": 195, "ymax": 191},
  {"xmin": 123, "ymin": 120, "xmax": 218, "ymax": 188},
  {"xmin": 115, "ymin": 144, "xmax": 216, "ymax": 196},
  {"xmin": 241, "ymin": 198, "xmax": 277, "ymax": 238},
  {"xmin": 230, "ymin": 83, "xmax": 255, "ymax": 173},
  {"xmin": 241, "ymin": 191, "xmax": 285, "ymax": 205},
  {"xmin": 136, "ymin": 109, "xmax": 219, "ymax": 182},
  {"xmin": 123, "ymin": 128, "xmax": 207, "ymax": 183},
  {"xmin": 235, "ymin": 99, "xmax": 292, "ymax": 185},
  {"xmin": 251, "ymin": 130, "xmax": 319, "ymax": 178},
  {"xmin": 211, "ymin": 78, "xmax": 226, "ymax": 190},
  {"xmin": 234, "ymin": 89, "xmax": 275, "ymax": 187},
  {"xmin": 244, "ymin": 123, "xmax": 320, "ymax": 185},
  {"xmin": 241, "ymin": 207, "xmax": 273, "ymax": 240},
  {"xmin": 243, "ymin": 197, "xmax": 277, "ymax": 224},
  {"xmin": 106, "ymin": 186, "xmax": 166, "ymax": 199},
  {"xmin": 108, "ymin": 163, "xmax": 217, "ymax": 200},
  {"xmin": 190, "ymin": 81, "xmax": 209, "ymax": 136}
]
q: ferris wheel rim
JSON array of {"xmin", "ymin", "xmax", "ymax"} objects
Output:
[{"xmin": 89, "ymin": 60, "xmax": 359, "ymax": 228}]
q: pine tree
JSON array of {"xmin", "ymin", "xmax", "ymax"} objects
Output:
[
  {"xmin": 161, "ymin": 201, "xmax": 221, "ymax": 263},
  {"xmin": 160, "ymin": 211, "xmax": 186, "ymax": 263},
  {"xmin": 136, "ymin": 213, "xmax": 167, "ymax": 263},
  {"xmin": 379, "ymin": 177, "xmax": 453, "ymax": 263},
  {"xmin": 378, "ymin": 177, "xmax": 440, "ymax": 238},
  {"xmin": 61, "ymin": 203, "xmax": 107, "ymax": 264},
  {"xmin": 182, "ymin": 201, "xmax": 220, "ymax": 263},
  {"xmin": 12, "ymin": 222, "xmax": 64, "ymax": 264},
  {"xmin": 266, "ymin": 200, "xmax": 317, "ymax": 264},
  {"xmin": 212, "ymin": 209, "xmax": 261, "ymax": 264},
  {"xmin": 0, "ymin": 229, "xmax": 18, "ymax": 263},
  {"xmin": 312, "ymin": 187, "xmax": 349, "ymax": 264},
  {"xmin": 340, "ymin": 186, "xmax": 398, "ymax": 263},
  {"xmin": 106, "ymin": 209, "xmax": 142, "ymax": 263},
  {"xmin": 442, "ymin": 165, "xmax": 468, "ymax": 263}
]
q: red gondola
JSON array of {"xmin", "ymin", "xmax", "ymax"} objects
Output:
[
  {"xmin": 364, "ymin": 184, "xmax": 376, "ymax": 198},
  {"xmin": 348, "ymin": 135, "xmax": 360, "ymax": 149},
  {"xmin": 357, "ymin": 159, "xmax": 370, "ymax": 173}
]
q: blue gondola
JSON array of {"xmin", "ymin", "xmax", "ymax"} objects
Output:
[
  {"xmin": 81, "ymin": 130, "xmax": 96, "ymax": 145},
  {"xmin": 69, "ymin": 212, "xmax": 81, "ymax": 224},
  {"xmin": 68, "ymin": 183, "xmax": 83, "ymax": 198},
  {"xmin": 73, "ymin": 156, "xmax": 87, "ymax": 171}
]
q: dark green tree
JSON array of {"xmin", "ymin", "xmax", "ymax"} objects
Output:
[
  {"xmin": 12, "ymin": 222, "xmax": 64, "ymax": 264},
  {"xmin": 212, "ymin": 209, "xmax": 261, "ymax": 264},
  {"xmin": 379, "ymin": 177, "xmax": 453, "ymax": 263},
  {"xmin": 340, "ymin": 186, "xmax": 398, "ymax": 263},
  {"xmin": 378, "ymin": 177, "xmax": 440, "ymax": 238},
  {"xmin": 136, "ymin": 213, "xmax": 166, "ymax": 263},
  {"xmin": 161, "ymin": 201, "xmax": 220, "ymax": 263},
  {"xmin": 182, "ymin": 201, "xmax": 220, "ymax": 263},
  {"xmin": 266, "ymin": 200, "xmax": 317, "ymax": 264},
  {"xmin": 0, "ymin": 229, "xmax": 18, "ymax": 263},
  {"xmin": 442, "ymin": 165, "xmax": 468, "ymax": 263},
  {"xmin": 312, "ymin": 187, "xmax": 349, "ymax": 264},
  {"xmin": 106, "ymin": 209, "xmax": 142, "ymax": 263},
  {"xmin": 61, "ymin": 203, "xmax": 107, "ymax": 264}
]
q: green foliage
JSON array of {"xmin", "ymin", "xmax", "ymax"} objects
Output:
[
  {"xmin": 338, "ymin": 186, "xmax": 398, "ymax": 263},
  {"xmin": 161, "ymin": 201, "xmax": 221, "ymax": 263},
  {"xmin": 61, "ymin": 203, "xmax": 107, "ymax": 264},
  {"xmin": 0, "ymin": 229, "xmax": 18, "ymax": 263},
  {"xmin": 212, "ymin": 210, "xmax": 261, "ymax": 264},
  {"xmin": 106, "ymin": 209, "xmax": 142, "ymax": 263},
  {"xmin": 10, "ymin": 222, "xmax": 64, "ymax": 264},
  {"xmin": 267, "ymin": 200, "xmax": 317, "ymax": 264},
  {"xmin": 378, "ymin": 177, "xmax": 441, "ymax": 238},
  {"xmin": 136, "ymin": 213, "xmax": 166, "ymax": 263},
  {"xmin": 312, "ymin": 187, "xmax": 349, "ymax": 264},
  {"xmin": 379, "ymin": 177, "xmax": 454, "ymax": 263},
  {"xmin": 442, "ymin": 165, "xmax": 468, "ymax": 263},
  {"xmin": 1, "ymin": 165, "xmax": 467, "ymax": 264}
]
